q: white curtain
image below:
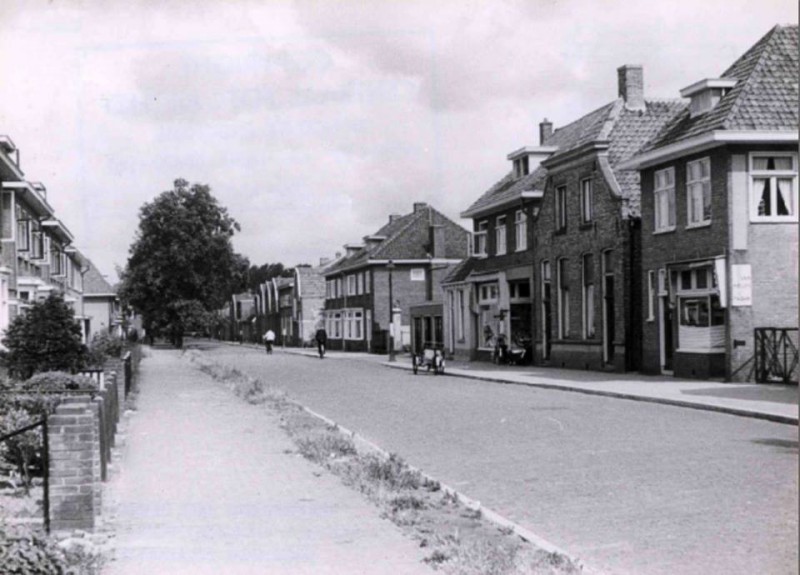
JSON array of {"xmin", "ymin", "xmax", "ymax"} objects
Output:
[
  {"xmin": 753, "ymin": 178, "xmax": 767, "ymax": 215},
  {"xmin": 777, "ymin": 178, "xmax": 793, "ymax": 216}
]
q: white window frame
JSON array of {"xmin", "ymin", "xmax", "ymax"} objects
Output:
[
  {"xmin": 478, "ymin": 282, "xmax": 499, "ymax": 304},
  {"xmin": 580, "ymin": 178, "xmax": 593, "ymax": 224},
  {"xmin": 456, "ymin": 290, "xmax": 465, "ymax": 342},
  {"xmin": 474, "ymin": 221, "xmax": 488, "ymax": 257},
  {"xmin": 364, "ymin": 271, "xmax": 370, "ymax": 294},
  {"xmin": 654, "ymin": 167, "xmax": 676, "ymax": 233},
  {"xmin": 749, "ymin": 152, "xmax": 798, "ymax": 223},
  {"xmin": 686, "ymin": 157, "xmax": 711, "ymax": 228},
  {"xmin": 555, "ymin": 185, "xmax": 567, "ymax": 231},
  {"xmin": 514, "ymin": 209, "xmax": 527, "ymax": 251},
  {"xmin": 410, "ymin": 268, "xmax": 425, "ymax": 282},
  {"xmin": 647, "ymin": 270, "xmax": 656, "ymax": 322},
  {"xmin": 347, "ymin": 274, "xmax": 357, "ymax": 296},
  {"xmin": 495, "ymin": 216, "xmax": 507, "ymax": 255}
]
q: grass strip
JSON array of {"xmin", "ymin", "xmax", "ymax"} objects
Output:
[{"xmin": 185, "ymin": 349, "xmax": 583, "ymax": 575}]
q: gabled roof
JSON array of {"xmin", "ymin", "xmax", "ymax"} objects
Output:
[
  {"xmin": 82, "ymin": 259, "xmax": 116, "ymax": 296},
  {"xmin": 642, "ymin": 25, "xmax": 798, "ymax": 152},
  {"xmin": 324, "ymin": 205, "xmax": 469, "ymax": 275},
  {"xmin": 468, "ymin": 98, "xmax": 683, "ymax": 220}
]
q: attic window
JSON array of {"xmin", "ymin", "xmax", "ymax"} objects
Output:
[{"xmin": 514, "ymin": 156, "xmax": 530, "ymax": 178}]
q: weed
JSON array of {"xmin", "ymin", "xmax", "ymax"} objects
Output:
[
  {"xmin": 423, "ymin": 549, "xmax": 450, "ymax": 565},
  {"xmin": 296, "ymin": 431, "xmax": 357, "ymax": 463},
  {"xmin": 389, "ymin": 494, "xmax": 426, "ymax": 512}
]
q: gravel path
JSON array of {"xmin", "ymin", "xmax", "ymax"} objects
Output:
[{"xmin": 103, "ymin": 348, "xmax": 433, "ymax": 575}]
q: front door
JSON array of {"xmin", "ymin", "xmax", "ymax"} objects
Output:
[{"xmin": 660, "ymin": 298, "xmax": 674, "ymax": 372}]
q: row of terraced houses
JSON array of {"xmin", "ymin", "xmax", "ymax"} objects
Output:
[
  {"xmin": 225, "ymin": 26, "xmax": 798, "ymax": 382},
  {"xmin": 0, "ymin": 136, "xmax": 120, "ymax": 344}
]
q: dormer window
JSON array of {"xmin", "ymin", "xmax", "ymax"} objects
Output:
[
  {"xmin": 513, "ymin": 156, "xmax": 530, "ymax": 178},
  {"xmin": 680, "ymin": 78, "xmax": 737, "ymax": 118}
]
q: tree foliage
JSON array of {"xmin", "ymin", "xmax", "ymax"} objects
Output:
[
  {"xmin": 119, "ymin": 179, "xmax": 246, "ymax": 346},
  {"xmin": 1, "ymin": 293, "xmax": 86, "ymax": 379},
  {"xmin": 244, "ymin": 262, "xmax": 295, "ymax": 293}
]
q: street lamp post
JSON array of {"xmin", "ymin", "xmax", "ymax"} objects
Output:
[{"xmin": 387, "ymin": 259, "xmax": 396, "ymax": 362}]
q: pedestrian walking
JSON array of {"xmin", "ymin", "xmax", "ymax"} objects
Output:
[
  {"xmin": 315, "ymin": 327, "xmax": 328, "ymax": 359},
  {"xmin": 263, "ymin": 329, "xmax": 275, "ymax": 355}
]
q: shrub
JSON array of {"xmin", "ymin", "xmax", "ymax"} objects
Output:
[
  {"xmin": 19, "ymin": 371, "xmax": 98, "ymax": 393},
  {"xmin": 85, "ymin": 332, "xmax": 123, "ymax": 367},
  {"xmin": 0, "ymin": 408, "xmax": 44, "ymax": 493},
  {"xmin": 0, "ymin": 524, "xmax": 77, "ymax": 575},
  {"xmin": 1, "ymin": 294, "xmax": 87, "ymax": 379}
]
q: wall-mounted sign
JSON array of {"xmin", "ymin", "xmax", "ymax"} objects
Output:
[{"xmin": 731, "ymin": 264, "xmax": 752, "ymax": 307}]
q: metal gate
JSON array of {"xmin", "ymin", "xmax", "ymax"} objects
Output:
[{"xmin": 754, "ymin": 327, "xmax": 799, "ymax": 384}]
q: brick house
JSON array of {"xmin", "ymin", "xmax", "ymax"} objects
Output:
[
  {"xmin": 621, "ymin": 25, "xmax": 798, "ymax": 381},
  {"xmin": 323, "ymin": 202, "xmax": 469, "ymax": 353},
  {"xmin": 442, "ymin": 128, "xmax": 556, "ymax": 362},
  {"xmin": 0, "ymin": 135, "xmax": 89, "ymax": 342},
  {"xmin": 531, "ymin": 66, "xmax": 684, "ymax": 372}
]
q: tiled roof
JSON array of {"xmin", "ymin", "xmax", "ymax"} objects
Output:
[
  {"xmin": 643, "ymin": 25, "xmax": 799, "ymax": 151},
  {"xmin": 461, "ymin": 166, "xmax": 548, "ymax": 217},
  {"xmin": 82, "ymin": 259, "xmax": 115, "ymax": 296},
  {"xmin": 324, "ymin": 205, "xmax": 469, "ymax": 275},
  {"xmin": 466, "ymin": 97, "xmax": 682, "ymax": 220},
  {"xmin": 442, "ymin": 257, "xmax": 475, "ymax": 284},
  {"xmin": 606, "ymin": 100, "xmax": 687, "ymax": 216}
]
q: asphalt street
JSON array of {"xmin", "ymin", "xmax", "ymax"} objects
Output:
[{"xmin": 194, "ymin": 341, "xmax": 798, "ymax": 575}]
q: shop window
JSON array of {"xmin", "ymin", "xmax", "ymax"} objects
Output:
[
  {"xmin": 676, "ymin": 265, "xmax": 725, "ymax": 351},
  {"xmin": 750, "ymin": 153, "xmax": 797, "ymax": 222}
]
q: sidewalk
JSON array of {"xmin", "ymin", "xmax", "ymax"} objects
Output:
[
  {"xmin": 274, "ymin": 345, "xmax": 798, "ymax": 425},
  {"xmin": 103, "ymin": 348, "xmax": 433, "ymax": 575}
]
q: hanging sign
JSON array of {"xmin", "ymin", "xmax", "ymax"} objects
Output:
[{"xmin": 731, "ymin": 264, "xmax": 752, "ymax": 306}]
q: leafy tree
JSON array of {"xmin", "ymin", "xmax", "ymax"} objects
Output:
[
  {"xmin": 1, "ymin": 293, "xmax": 86, "ymax": 379},
  {"xmin": 244, "ymin": 262, "xmax": 295, "ymax": 293},
  {"xmin": 119, "ymin": 179, "xmax": 246, "ymax": 347}
]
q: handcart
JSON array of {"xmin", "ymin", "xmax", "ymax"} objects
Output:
[{"xmin": 412, "ymin": 343, "xmax": 446, "ymax": 375}]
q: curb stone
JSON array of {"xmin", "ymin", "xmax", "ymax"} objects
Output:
[
  {"xmin": 301, "ymin": 405, "xmax": 595, "ymax": 574},
  {"xmin": 382, "ymin": 362, "xmax": 798, "ymax": 426}
]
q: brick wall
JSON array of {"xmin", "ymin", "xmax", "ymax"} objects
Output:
[
  {"xmin": 532, "ymin": 155, "xmax": 637, "ymax": 371},
  {"xmin": 639, "ymin": 147, "xmax": 730, "ymax": 375}
]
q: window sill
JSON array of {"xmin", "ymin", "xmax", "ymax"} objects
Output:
[
  {"xmin": 749, "ymin": 217, "xmax": 799, "ymax": 224},
  {"xmin": 515, "ymin": 247, "xmax": 528, "ymax": 253},
  {"xmin": 685, "ymin": 221, "xmax": 711, "ymax": 230},
  {"xmin": 675, "ymin": 347, "xmax": 725, "ymax": 354},
  {"xmin": 496, "ymin": 251, "xmax": 507, "ymax": 257},
  {"xmin": 653, "ymin": 226, "xmax": 676, "ymax": 235}
]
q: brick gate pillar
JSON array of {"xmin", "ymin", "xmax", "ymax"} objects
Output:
[{"xmin": 48, "ymin": 396, "xmax": 101, "ymax": 531}]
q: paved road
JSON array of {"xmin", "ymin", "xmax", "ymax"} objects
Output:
[
  {"xmin": 196, "ymin": 341, "xmax": 798, "ymax": 575},
  {"xmin": 104, "ymin": 349, "xmax": 433, "ymax": 575}
]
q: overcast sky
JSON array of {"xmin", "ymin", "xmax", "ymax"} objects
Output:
[{"xmin": 0, "ymin": 1, "xmax": 796, "ymax": 282}]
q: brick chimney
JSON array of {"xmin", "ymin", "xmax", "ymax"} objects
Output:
[
  {"xmin": 428, "ymin": 225, "xmax": 446, "ymax": 258},
  {"xmin": 539, "ymin": 118, "xmax": 553, "ymax": 145},
  {"xmin": 389, "ymin": 214, "xmax": 402, "ymax": 223},
  {"xmin": 413, "ymin": 202, "xmax": 428, "ymax": 213},
  {"xmin": 319, "ymin": 257, "xmax": 330, "ymax": 267},
  {"xmin": 617, "ymin": 65, "xmax": 645, "ymax": 111}
]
